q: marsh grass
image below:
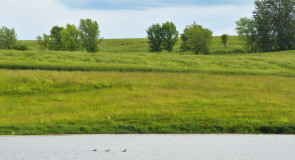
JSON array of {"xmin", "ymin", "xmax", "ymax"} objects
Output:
[
  {"xmin": 0, "ymin": 70, "xmax": 294, "ymax": 134},
  {"xmin": 1, "ymin": 37, "xmax": 295, "ymax": 134},
  {"xmin": 0, "ymin": 49, "xmax": 295, "ymax": 77}
]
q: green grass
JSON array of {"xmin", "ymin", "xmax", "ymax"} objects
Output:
[
  {"xmin": 0, "ymin": 70, "xmax": 294, "ymax": 134},
  {"xmin": 0, "ymin": 37, "xmax": 295, "ymax": 135},
  {"xmin": 19, "ymin": 36, "xmax": 244, "ymax": 53},
  {"xmin": 0, "ymin": 50, "xmax": 295, "ymax": 77}
]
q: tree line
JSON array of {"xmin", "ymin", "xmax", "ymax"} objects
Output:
[
  {"xmin": 37, "ymin": 18, "xmax": 101, "ymax": 53},
  {"xmin": 3, "ymin": 0, "xmax": 295, "ymax": 55},
  {"xmin": 236, "ymin": 0, "xmax": 295, "ymax": 52},
  {"xmin": 146, "ymin": 22, "xmax": 213, "ymax": 54}
]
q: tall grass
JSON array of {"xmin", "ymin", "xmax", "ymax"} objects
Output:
[
  {"xmin": 0, "ymin": 49, "xmax": 295, "ymax": 77},
  {"xmin": 0, "ymin": 70, "xmax": 295, "ymax": 134},
  {"xmin": 1, "ymin": 37, "xmax": 295, "ymax": 135}
]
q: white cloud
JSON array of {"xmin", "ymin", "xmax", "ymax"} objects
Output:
[{"xmin": 0, "ymin": 0, "xmax": 253, "ymax": 40}]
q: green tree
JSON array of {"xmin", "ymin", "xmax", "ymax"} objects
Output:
[
  {"xmin": 79, "ymin": 18, "xmax": 101, "ymax": 53},
  {"xmin": 147, "ymin": 24, "xmax": 163, "ymax": 52},
  {"xmin": 61, "ymin": 24, "xmax": 81, "ymax": 51},
  {"xmin": 240, "ymin": 0, "xmax": 295, "ymax": 52},
  {"xmin": 253, "ymin": 0, "xmax": 274, "ymax": 52},
  {"xmin": 180, "ymin": 31, "xmax": 190, "ymax": 52},
  {"xmin": 271, "ymin": 0, "xmax": 295, "ymax": 50},
  {"xmin": 221, "ymin": 34, "xmax": 229, "ymax": 50},
  {"xmin": 0, "ymin": 26, "xmax": 17, "ymax": 50},
  {"xmin": 48, "ymin": 26, "xmax": 64, "ymax": 50},
  {"xmin": 181, "ymin": 22, "xmax": 213, "ymax": 55},
  {"xmin": 235, "ymin": 17, "xmax": 258, "ymax": 52},
  {"xmin": 37, "ymin": 34, "xmax": 50, "ymax": 50},
  {"xmin": 161, "ymin": 22, "xmax": 179, "ymax": 53}
]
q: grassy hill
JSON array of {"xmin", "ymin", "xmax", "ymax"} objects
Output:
[
  {"xmin": 0, "ymin": 37, "xmax": 295, "ymax": 135},
  {"xmin": 19, "ymin": 36, "xmax": 243, "ymax": 53}
]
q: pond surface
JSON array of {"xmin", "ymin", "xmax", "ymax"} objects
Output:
[{"xmin": 0, "ymin": 134, "xmax": 294, "ymax": 160}]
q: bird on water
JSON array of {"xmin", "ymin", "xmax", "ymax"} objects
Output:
[
  {"xmin": 92, "ymin": 148, "xmax": 97, "ymax": 152},
  {"xmin": 105, "ymin": 149, "xmax": 110, "ymax": 152},
  {"xmin": 122, "ymin": 149, "xmax": 127, "ymax": 152}
]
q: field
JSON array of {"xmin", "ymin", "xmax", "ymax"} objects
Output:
[{"xmin": 0, "ymin": 37, "xmax": 295, "ymax": 134}]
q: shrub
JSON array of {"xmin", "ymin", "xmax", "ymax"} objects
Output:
[
  {"xmin": 181, "ymin": 22, "xmax": 213, "ymax": 55},
  {"xmin": 14, "ymin": 43, "xmax": 29, "ymax": 51},
  {"xmin": 0, "ymin": 26, "xmax": 17, "ymax": 50}
]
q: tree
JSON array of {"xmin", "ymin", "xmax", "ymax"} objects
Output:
[
  {"xmin": 0, "ymin": 26, "xmax": 17, "ymax": 50},
  {"xmin": 147, "ymin": 24, "xmax": 163, "ymax": 52},
  {"xmin": 253, "ymin": 0, "xmax": 274, "ymax": 52},
  {"xmin": 181, "ymin": 22, "xmax": 213, "ymax": 55},
  {"xmin": 180, "ymin": 30, "xmax": 190, "ymax": 52},
  {"xmin": 221, "ymin": 34, "xmax": 229, "ymax": 50},
  {"xmin": 79, "ymin": 19, "xmax": 101, "ymax": 53},
  {"xmin": 37, "ymin": 34, "xmax": 50, "ymax": 50},
  {"xmin": 238, "ymin": 0, "xmax": 295, "ymax": 52},
  {"xmin": 235, "ymin": 17, "xmax": 258, "ymax": 52},
  {"xmin": 161, "ymin": 22, "xmax": 179, "ymax": 53},
  {"xmin": 49, "ymin": 26, "xmax": 64, "ymax": 50},
  {"xmin": 61, "ymin": 24, "xmax": 81, "ymax": 51},
  {"xmin": 271, "ymin": 0, "xmax": 295, "ymax": 50}
]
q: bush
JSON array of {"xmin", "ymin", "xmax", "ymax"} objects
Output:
[
  {"xmin": 181, "ymin": 22, "xmax": 213, "ymax": 55},
  {"xmin": 14, "ymin": 43, "xmax": 29, "ymax": 51},
  {"xmin": 0, "ymin": 26, "xmax": 17, "ymax": 50}
]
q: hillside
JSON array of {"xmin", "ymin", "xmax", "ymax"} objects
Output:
[{"xmin": 0, "ymin": 37, "xmax": 295, "ymax": 134}]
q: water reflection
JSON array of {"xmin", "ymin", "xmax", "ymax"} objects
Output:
[{"xmin": 0, "ymin": 134, "xmax": 294, "ymax": 160}]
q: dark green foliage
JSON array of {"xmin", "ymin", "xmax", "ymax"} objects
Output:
[
  {"xmin": 147, "ymin": 24, "xmax": 163, "ymax": 52},
  {"xmin": 270, "ymin": 0, "xmax": 295, "ymax": 50},
  {"xmin": 79, "ymin": 18, "xmax": 101, "ymax": 53},
  {"xmin": 221, "ymin": 34, "xmax": 229, "ymax": 50},
  {"xmin": 180, "ymin": 31, "xmax": 190, "ymax": 52},
  {"xmin": 254, "ymin": 0, "xmax": 295, "ymax": 51},
  {"xmin": 253, "ymin": 0, "xmax": 275, "ymax": 52},
  {"xmin": 49, "ymin": 26, "xmax": 64, "ymax": 50},
  {"xmin": 13, "ymin": 43, "xmax": 29, "ymax": 51},
  {"xmin": 181, "ymin": 22, "xmax": 213, "ymax": 54},
  {"xmin": 259, "ymin": 126, "xmax": 295, "ymax": 134},
  {"xmin": 237, "ymin": 0, "xmax": 295, "ymax": 52},
  {"xmin": 1, "ymin": 124, "xmax": 295, "ymax": 135},
  {"xmin": 0, "ymin": 26, "xmax": 17, "ymax": 50},
  {"xmin": 161, "ymin": 22, "xmax": 179, "ymax": 53}
]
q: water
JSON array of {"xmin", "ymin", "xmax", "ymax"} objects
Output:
[{"xmin": 0, "ymin": 134, "xmax": 294, "ymax": 160}]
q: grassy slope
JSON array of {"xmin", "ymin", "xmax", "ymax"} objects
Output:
[
  {"xmin": 0, "ymin": 50, "xmax": 295, "ymax": 77},
  {"xmin": 1, "ymin": 70, "xmax": 294, "ymax": 134},
  {"xmin": 0, "ymin": 37, "xmax": 295, "ymax": 134},
  {"xmin": 19, "ymin": 36, "xmax": 243, "ymax": 53}
]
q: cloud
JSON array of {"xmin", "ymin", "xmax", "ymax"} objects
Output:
[
  {"xmin": 58, "ymin": 0, "xmax": 254, "ymax": 10},
  {"xmin": 0, "ymin": 0, "xmax": 253, "ymax": 40}
]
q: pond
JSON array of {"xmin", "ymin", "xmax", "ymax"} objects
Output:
[{"xmin": 0, "ymin": 134, "xmax": 294, "ymax": 160}]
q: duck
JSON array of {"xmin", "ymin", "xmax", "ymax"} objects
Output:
[
  {"xmin": 92, "ymin": 148, "xmax": 97, "ymax": 152},
  {"xmin": 122, "ymin": 149, "xmax": 127, "ymax": 152},
  {"xmin": 105, "ymin": 149, "xmax": 110, "ymax": 152}
]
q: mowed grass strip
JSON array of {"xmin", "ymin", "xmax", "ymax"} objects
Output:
[{"xmin": 0, "ymin": 69, "xmax": 294, "ymax": 134}]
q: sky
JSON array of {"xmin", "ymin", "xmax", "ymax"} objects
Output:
[{"xmin": 0, "ymin": 0, "xmax": 255, "ymax": 40}]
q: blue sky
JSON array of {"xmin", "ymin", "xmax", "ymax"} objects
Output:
[{"xmin": 0, "ymin": 0, "xmax": 254, "ymax": 40}]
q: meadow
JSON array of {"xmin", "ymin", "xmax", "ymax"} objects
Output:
[{"xmin": 0, "ymin": 37, "xmax": 295, "ymax": 134}]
